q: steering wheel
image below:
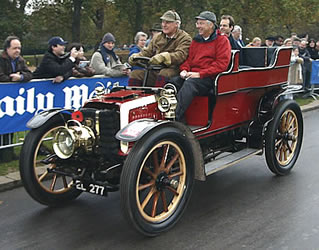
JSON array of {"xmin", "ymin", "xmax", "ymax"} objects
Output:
[{"xmin": 132, "ymin": 56, "xmax": 163, "ymax": 70}]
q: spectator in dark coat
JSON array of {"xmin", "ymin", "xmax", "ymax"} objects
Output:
[
  {"xmin": 146, "ymin": 23, "xmax": 162, "ymax": 47},
  {"xmin": 307, "ymin": 39, "xmax": 319, "ymax": 60},
  {"xmin": 33, "ymin": 36, "xmax": 79, "ymax": 83},
  {"xmin": 299, "ymin": 40, "xmax": 312, "ymax": 90},
  {"xmin": 0, "ymin": 35, "xmax": 32, "ymax": 162},
  {"xmin": 0, "ymin": 35, "xmax": 32, "ymax": 82},
  {"xmin": 67, "ymin": 43, "xmax": 95, "ymax": 77}
]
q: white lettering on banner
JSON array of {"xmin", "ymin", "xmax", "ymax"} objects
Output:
[
  {"xmin": 26, "ymin": 88, "xmax": 35, "ymax": 113},
  {"xmin": 0, "ymin": 96, "xmax": 15, "ymax": 118},
  {"xmin": 63, "ymin": 84, "xmax": 89, "ymax": 109},
  {"xmin": 0, "ymin": 87, "xmax": 55, "ymax": 118},
  {"xmin": 36, "ymin": 92, "xmax": 55, "ymax": 111}
]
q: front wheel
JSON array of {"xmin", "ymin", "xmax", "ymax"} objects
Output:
[
  {"xmin": 19, "ymin": 115, "xmax": 82, "ymax": 206},
  {"xmin": 120, "ymin": 126, "xmax": 194, "ymax": 236},
  {"xmin": 265, "ymin": 100, "xmax": 303, "ymax": 175}
]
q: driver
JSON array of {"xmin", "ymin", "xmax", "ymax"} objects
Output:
[
  {"xmin": 170, "ymin": 11, "xmax": 231, "ymax": 121},
  {"xmin": 128, "ymin": 10, "xmax": 192, "ymax": 87}
]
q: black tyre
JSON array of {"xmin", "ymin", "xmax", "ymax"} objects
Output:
[
  {"xmin": 265, "ymin": 100, "xmax": 303, "ymax": 175},
  {"xmin": 120, "ymin": 126, "xmax": 194, "ymax": 236},
  {"xmin": 19, "ymin": 115, "xmax": 82, "ymax": 206}
]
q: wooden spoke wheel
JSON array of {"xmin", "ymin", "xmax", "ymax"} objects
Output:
[
  {"xmin": 120, "ymin": 126, "xmax": 194, "ymax": 236},
  {"xmin": 265, "ymin": 100, "xmax": 303, "ymax": 175},
  {"xmin": 19, "ymin": 115, "xmax": 82, "ymax": 206}
]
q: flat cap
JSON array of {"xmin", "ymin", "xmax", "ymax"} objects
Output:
[
  {"xmin": 195, "ymin": 11, "xmax": 217, "ymax": 23},
  {"xmin": 160, "ymin": 10, "xmax": 181, "ymax": 22}
]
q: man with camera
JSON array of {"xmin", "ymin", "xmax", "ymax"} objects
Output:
[{"xmin": 33, "ymin": 36, "xmax": 79, "ymax": 83}]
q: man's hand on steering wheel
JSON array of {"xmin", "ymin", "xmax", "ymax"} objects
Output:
[{"xmin": 149, "ymin": 52, "xmax": 171, "ymax": 66}]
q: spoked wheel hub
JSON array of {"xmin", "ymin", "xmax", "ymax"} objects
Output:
[{"xmin": 155, "ymin": 172, "xmax": 179, "ymax": 191}]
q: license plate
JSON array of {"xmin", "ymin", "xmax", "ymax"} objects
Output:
[{"xmin": 74, "ymin": 180, "xmax": 107, "ymax": 196}]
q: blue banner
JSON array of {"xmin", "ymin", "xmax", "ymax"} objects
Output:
[
  {"xmin": 0, "ymin": 76, "xmax": 128, "ymax": 134},
  {"xmin": 311, "ymin": 61, "xmax": 319, "ymax": 85}
]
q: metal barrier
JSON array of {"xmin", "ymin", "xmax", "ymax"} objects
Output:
[{"xmin": 0, "ymin": 131, "xmax": 28, "ymax": 150}]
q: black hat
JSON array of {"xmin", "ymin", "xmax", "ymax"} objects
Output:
[
  {"xmin": 265, "ymin": 36, "xmax": 275, "ymax": 41},
  {"xmin": 195, "ymin": 11, "xmax": 217, "ymax": 23},
  {"xmin": 101, "ymin": 33, "xmax": 116, "ymax": 44},
  {"xmin": 150, "ymin": 23, "xmax": 162, "ymax": 32},
  {"xmin": 48, "ymin": 36, "xmax": 68, "ymax": 46}
]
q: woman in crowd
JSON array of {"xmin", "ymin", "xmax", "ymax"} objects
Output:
[
  {"xmin": 90, "ymin": 33, "xmax": 130, "ymax": 77},
  {"xmin": 307, "ymin": 38, "xmax": 319, "ymax": 60},
  {"xmin": 67, "ymin": 43, "xmax": 95, "ymax": 77},
  {"xmin": 288, "ymin": 46, "xmax": 304, "ymax": 85},
  {"xmin": 128, "ymin": 31, "xmax": 148, "ymax": 71},
  {"xmin": 283, "ymin": 38, "xmax": 292, "ymax": 46}
]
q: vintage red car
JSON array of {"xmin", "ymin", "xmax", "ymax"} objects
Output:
[{"xmin": 19, "ymin": 46, "xmax": 303, "ymax": 236}]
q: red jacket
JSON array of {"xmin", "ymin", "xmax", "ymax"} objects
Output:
[{"xmin": 180, "ymin": 30, "xmax": 231, "ymax": 79}]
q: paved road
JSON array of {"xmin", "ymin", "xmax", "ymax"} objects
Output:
[{"xmin": 1, "ymin": 109, "xmax": 319, "ymax": 250}]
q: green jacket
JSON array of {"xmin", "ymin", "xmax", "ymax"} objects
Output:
[{"xmin": 137, "ymin": 29, "xmax": 192, "ymax": 69}]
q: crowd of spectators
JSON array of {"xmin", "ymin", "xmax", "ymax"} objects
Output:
[{"xmin": 1, "ymin": 12, "xmax": 319, "ymax": 90}]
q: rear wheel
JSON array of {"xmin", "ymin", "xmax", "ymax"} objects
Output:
[
  {"xmin": 120, "ymin": 126, "xmax": 194, "ymax": 236},
  {"xmin": 19, "ymin": 115, "xmax": 82, "ymax": 206},
  {"xmin": 265, "ymin": 100, "xmax": 303, "ymax": 175}
]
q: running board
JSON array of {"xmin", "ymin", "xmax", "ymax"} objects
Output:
[{"xmin": 205, "ymin": 148, "xmax": 262, "ymax": 176}]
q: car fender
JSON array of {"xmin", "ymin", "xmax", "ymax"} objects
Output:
[
  {"xmin": 26, "ymin": 108, "xmax": 73, "ymax": 129},
  {"xmin": 116, "ymin": 119, "xmax": 206, "ymax": 181}
]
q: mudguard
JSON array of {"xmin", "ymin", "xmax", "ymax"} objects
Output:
[
  {"xmin": 116, "ymin": 119, "xmax": 206, "ymax": 181},
  {"xmin": 26, "ymin": 108, "xmax": 73, "ymax": 129},
  {"xmin": 116, "ymin": 119, "xmax": 170, "ymax": 142}
]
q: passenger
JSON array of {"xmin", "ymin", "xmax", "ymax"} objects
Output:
[
  {"xmin": 219, "ymin": 15, "xmax": 241, "ymax": 50},
  {"xmin": 263, "ymin": 36, "xmax": 275, "ymax": 47},
  {"xmin": 246, "ymin": 37, "xmax": 262, "ymax": 47},
  {"xmin": 283, "ymin": 38, "xmax": 292, "ymax": 47},
  {"xmin": 128, "ymin": 10, "xmax": 192, "ymax": 87},
  {"xmin": 67, "ymin": 43, "xmax": 95, "ymax": 77},
  {"xmin": 274, "ymin": 35, "xmax": 284, "ymax": 47},
  {"xmin": 170, "ymin": 11, "xmax": 231, "ymax": 121},
  {"xmin": 90, "ymin": 32, "xmax": 130, "ymax": 77},
  {"xmin": 129, "ymin": 32, "xmax": 148, "ymax": 71},
  {"xmin": 33, "ymin": 36, "xmax": 79, "ymax": 83},
  {"xmin": 0, "ymin": 35, "xmax": 32, "ymax": 82},
  {"xmin": 145, "ymin": 23, "xmax": 162, "ymax": 47},
  {"xmin": 232, "ymin": 25, "xmax": 245, "ymax": 47}
]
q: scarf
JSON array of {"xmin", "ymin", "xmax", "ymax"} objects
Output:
[{"xmin": 99, "ymin": 44, "xmax": 118, "ymax": 65}]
